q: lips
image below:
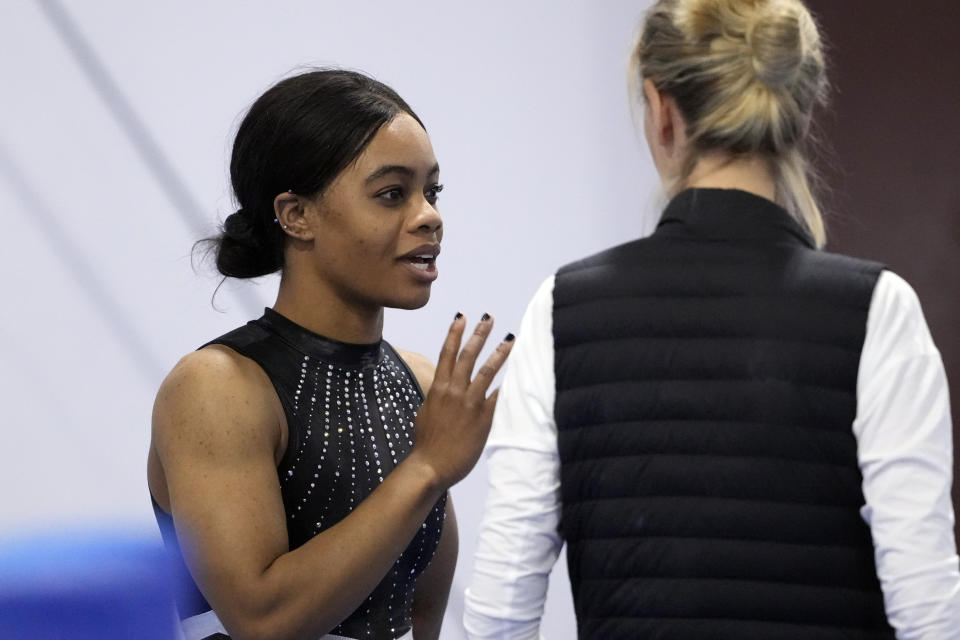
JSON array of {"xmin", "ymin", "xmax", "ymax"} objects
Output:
[
  {"xmin": 399, "ymin": 244, "xmax": 440, "ymax": 281},
  {"xmin": 408, "ymin": 259, "xmax": 433, "ymax": 271}
]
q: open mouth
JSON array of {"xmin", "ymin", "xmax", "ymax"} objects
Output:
[
  {"xmin": 399, "ymin": 244, "xmax": 440, "ymax": 280},
  {"xmin": 406, "ymin": 255, "xmax": 436, "ymax": 271}
]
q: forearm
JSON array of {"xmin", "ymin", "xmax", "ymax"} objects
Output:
[
  {"xmin": 220, "ymin": 456, "xmax": 444, "ymax": 640},
  {"xmin": 865, "ymin": 455, "xmax": 960, "ymax": 639},
  {"xmin": 861, "ymin": 417, "xmax": 960, "ymax": 638},
  {"xmin": 464, "ymin": 449, "xmax": 562, "ymax": 640}
]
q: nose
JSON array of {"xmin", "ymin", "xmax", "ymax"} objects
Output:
[{"xmin": 410, "ymin": 196, "xmax": 443, "ymax": 236}]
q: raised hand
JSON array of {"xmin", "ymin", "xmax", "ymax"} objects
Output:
[{"xmin": 409, "ymin": 313, "xmax": 515, "ymax": 488}]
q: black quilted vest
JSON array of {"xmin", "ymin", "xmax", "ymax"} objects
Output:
[{"xmin": 553, "ymin": 188, "xmax": 893, "ymax": 639}]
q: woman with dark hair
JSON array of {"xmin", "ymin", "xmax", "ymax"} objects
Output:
[
  {"xmin": 464, "ymin": 0, "xmax": 960, "ymax": 638},
  {"xmin": 148, "ymin": 69, "xmax": 513, "ymax": 640}
]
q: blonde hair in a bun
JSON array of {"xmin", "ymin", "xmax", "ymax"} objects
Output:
[{"xmin": 632, "ymin": 0, "xmax": 828, "ymax": 247}]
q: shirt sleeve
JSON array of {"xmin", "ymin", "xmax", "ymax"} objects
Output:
[
  {"xmin": 854, "ymin": 270, "xmax": 960, "ymax": 639},
  {"xmin": 463, "ymin": 275, "xmax": 563, "ymax": 640}
]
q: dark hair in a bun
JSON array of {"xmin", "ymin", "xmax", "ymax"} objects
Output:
[
  {"xmin": 205, "ymin": 69, "xmax": 423, "ymax": 279},
  {"xmin": 214, "ymin": 207, "xmax": 284, "ymax": 278}
]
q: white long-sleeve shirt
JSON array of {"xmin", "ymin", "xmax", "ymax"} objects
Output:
[{"xmin": 464, "ymin": 271, "xmax": 960, "ymax": 640}]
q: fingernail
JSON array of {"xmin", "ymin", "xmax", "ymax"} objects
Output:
[
  {"xmin": 481, "ymin": 313, "xmax": 491, "ymax": 322},
  {"xmin": 454, "ymin": 311, "xmax": 463, "ymax": 320},
  {"xmin": 504, "ymin": 333, "xmax": 515, "ymax": 342}
]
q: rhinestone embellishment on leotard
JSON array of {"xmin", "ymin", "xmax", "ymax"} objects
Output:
[{"xmin": 278, "ymin": 343, "xmax": 445, "ymax": 638}]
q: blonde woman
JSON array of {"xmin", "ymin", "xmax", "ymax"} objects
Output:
[{"xmin": 464, "ymin": 1, "xmax": 960, "ymax": 638}]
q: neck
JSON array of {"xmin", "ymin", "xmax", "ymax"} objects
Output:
[
  {"xmin": 273, "ymin": 270, "xmax": 383, "ymax": 344},
  {"xmin": 683, "ymin": 153, "xmax": 776, "ymax": 201}
]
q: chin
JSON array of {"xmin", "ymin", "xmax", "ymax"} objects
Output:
[{"xmin": 386, "ymin": 287, "xmax": 432, "ymax": 311}]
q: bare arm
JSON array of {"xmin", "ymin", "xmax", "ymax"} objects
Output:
[{"xmin": 152, "ymin": 315, "xmax": 512, "ymax": 640}]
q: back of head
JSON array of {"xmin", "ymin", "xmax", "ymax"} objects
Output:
[
  {"xmin": 212, "ymin": 69, "xmax": 423, "ymax": 279},
  {"xmin": 632, "ymin": 0, "xmax": 828, "ymax": 246}
]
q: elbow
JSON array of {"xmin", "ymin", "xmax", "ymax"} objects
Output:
[
  {"xmin": 213, "ymin": 591, "xmax": 307, "ymax": 640},
  {"xmin": 221, "ymin": 621, "xmax": 275, "ymax": 640},
  {"xmin": 220, "ymin": 613, "xmax": 306, "ymax": 640},
  {"xmin": 216, "ymin": 609, "xmax": 284, "ymax": 640},
  {"xmin": 204, "ymin": 563, "xmax": 346, "ymax": 640},
  {"xmin": 215, "ymin": 589, "xmax": 347, "ymax": 640}
]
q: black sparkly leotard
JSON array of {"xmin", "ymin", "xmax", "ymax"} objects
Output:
[{"xmin": 153, "ymin": 308, "xmax": 446, "ymax": 639}]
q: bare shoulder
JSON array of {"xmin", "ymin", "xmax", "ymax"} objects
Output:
[
  {"xmin": 394, "ymin": 348, "xmax": 436, "ymax": 395},
  {"xmin": 154, "ymin": 345, "xmax": 270, "ymax": 419},
  {"xmin": 152, "ymin": 345, "xmax": 282, "ymax": 458}
]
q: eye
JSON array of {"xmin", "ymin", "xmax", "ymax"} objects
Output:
[
  {"xmin": 425, "ymin": 183, "xmax": 444, "ymax": 205},
  {"xmin": 376, "ymin": 187, "xmax": 405, "ymax": 205}
]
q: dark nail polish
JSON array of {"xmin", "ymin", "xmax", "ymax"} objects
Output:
[
  {"xmin": 455, "ymin": 312, "xmax": 463, "ymax": 320},
  {"xmin": 504, "ymin": 333, "xmax": 515, "ymax": 342},
  {"xmin": 481, "ymin": 313, "xmax": 491, "ymax": 322}
]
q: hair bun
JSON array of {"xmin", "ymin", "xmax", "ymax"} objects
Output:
[
  {"xmin": 747, "ymin": 2, "xmax": 811, "ymax": 89},
  {"xmin": 223, "ymin": 209, "xmax": 257, "ymax": 244},
  {"xmin": 215, "ymin": 207, "xmax": 283, "ymax": 278}
]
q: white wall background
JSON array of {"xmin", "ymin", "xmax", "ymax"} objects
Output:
[{"xmin": 0, "ymin": 1, "xmax": 660, "ymax": 637}]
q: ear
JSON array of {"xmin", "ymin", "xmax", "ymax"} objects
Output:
[
  {"xmin": 643, "ymin": 78, "xmax": 679, "ymax": 149},
  {"xmin": 273, "ymin": 192, "xmax": 315, "ymax": 241}
]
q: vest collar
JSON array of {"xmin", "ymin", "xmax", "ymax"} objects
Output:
[{"xmin": 655, "ymin": 188, "xmax": 815, "ymax": 249}]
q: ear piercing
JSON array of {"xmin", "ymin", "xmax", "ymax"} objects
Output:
[{"xmin": 275, "ymin": 190, "xmax": 296, "ymax": 230}]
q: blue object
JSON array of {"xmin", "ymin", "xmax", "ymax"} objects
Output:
[{"xmin": 0, "ymin": 530, "xmax": 177, "ymax": 640}]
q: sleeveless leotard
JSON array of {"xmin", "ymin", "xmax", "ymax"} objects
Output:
[{"xmin": 153, "ymin": 308, "xmax": 446, "ymax": 639}]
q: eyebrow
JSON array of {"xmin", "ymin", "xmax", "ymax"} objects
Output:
[{"xmin": 365, "ymin": 163, "xmax": 440, "ymax": 184}]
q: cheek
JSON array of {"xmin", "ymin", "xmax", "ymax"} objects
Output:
[{"xmin": 350, "ymin": 222, "xmax": 400, "ymax": 269}]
